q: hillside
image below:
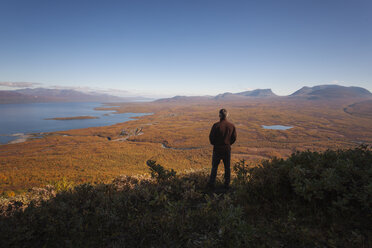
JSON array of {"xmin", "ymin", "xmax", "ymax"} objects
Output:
[
  {"xmin": 1, "ymin": 147, "xmax": 371, "ymax": 247},
  {"xmin": 290, "ymin": 85, "xmax": 372, "ymax": 99}
]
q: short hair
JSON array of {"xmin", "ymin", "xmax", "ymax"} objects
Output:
[{"xmin": 219, "ymin": 109, "xmax": 228, "ymax": 119}]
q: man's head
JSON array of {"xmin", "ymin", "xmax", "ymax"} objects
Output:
[{"xmin": 219, "ymin": 109, "xmax": 228, "ymax": 120}]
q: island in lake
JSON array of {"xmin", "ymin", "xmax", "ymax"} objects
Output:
[{"xmin": 45, "ymin": 116, "xmax": 99, "ymax": 120}]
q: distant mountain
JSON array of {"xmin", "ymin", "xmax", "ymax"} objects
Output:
[
  {"xmin": 0, "ymin": 91, "xmax": 46, "ymax": 104},
  {"xmin": 154, "ymin": 85, "xmax": 371, "ymax": 103},
  {"xmin": 290, "ymin": 85, "xmax": 372, "ymax": 99},
  {"xmin": 236, "ymin": 89, "xmax": 276, "ymax": 97},
  {"xmin": 215, "ymin": 89, "xmax": 277, "ymax": 99},
  {"xmin": 0, "ymin": 88, "xmax": 151, "ymax": 104},
  {"xmin": 155, "ymin": 95, "xmax": 213, "ymax": 103},
  {"xmin": 155, "ymin": 89, "xmax": 277, "ymax": 102}
]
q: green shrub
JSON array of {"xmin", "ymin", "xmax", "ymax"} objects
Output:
[{"xmin": 51, "ymin": 177, "xmax": 73, "ymax": 192}]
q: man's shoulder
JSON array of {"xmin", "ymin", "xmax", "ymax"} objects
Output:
[
  {"xmin": 225, "ymin": 120, "xmax": 236, "ymax": 128},
  {"xmin": 212, "ymin": 121, "xmax": 221, "ymax": 126},
  {"xmin": 213, "ymin": 119, "xmax": 235, "ymax": 127}
]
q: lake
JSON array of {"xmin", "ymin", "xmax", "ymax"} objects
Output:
[
  {"xmin": 262, "ymin": 125, "xmax": 293, "ymax": 130},
  {"xmin": 0, "ymin": 102, "xmax": 150, "ymax": 144}
]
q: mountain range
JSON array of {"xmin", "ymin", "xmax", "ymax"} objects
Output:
[
  {"xmin": 0, "ymin": 88, "xmax": 151, "ymax": 104},
  {"xmin": 1, "ymin": 85, "xmax": 371, "ymax": 104},
  {"xmin": 156, "ymin": 85, "xmax": 372, "ymax": 102}
]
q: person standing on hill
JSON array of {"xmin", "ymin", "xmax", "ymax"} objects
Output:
[{"xmin": 208, "ymin": 109, "xmax": 237, "ymax": 189}]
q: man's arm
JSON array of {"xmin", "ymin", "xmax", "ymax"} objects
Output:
[
  {"xmin": 230, "ymin": 125, "xmax": 237, "ymax": 145},
  {"xmin": 209, "ymin": 124, "xmax": 216, "ymax": 145}
]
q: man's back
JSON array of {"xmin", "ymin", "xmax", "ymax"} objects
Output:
[{"xmin": 209, "ymin": 119, "xmax": 237, "ymax": 152}]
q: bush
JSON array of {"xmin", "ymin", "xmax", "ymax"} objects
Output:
[
  {"xmin": 146, "ymin": 160, "xmax": 177, "ymax": 182},
  {"xmin": 233, "ymin": 145, "xmax": 372, "ymax": 247},
  {"xmin": 51, "ymin": 177, "xmax": 73, "ymax": 192},
  {"xmin": 0, "ymin": 146, "xmax": 371, "ymax": 247}
]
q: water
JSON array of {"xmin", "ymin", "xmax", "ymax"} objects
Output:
[
  {"xmin": 0, "ymin": 102, "xmax": 151, "ymax": 144},
  {"xmin": 262, "ymin": 125, "xmax": 293, "ymax": 130}
]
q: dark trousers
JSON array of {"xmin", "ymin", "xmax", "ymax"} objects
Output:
[{"xmin": 208, "ymin": 150, "xmax": 231, "ymax": 186}]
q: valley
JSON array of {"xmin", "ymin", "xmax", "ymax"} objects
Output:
[{"xmin": 1, "ymin": 85, "xmax": 371, "ymax": 194}]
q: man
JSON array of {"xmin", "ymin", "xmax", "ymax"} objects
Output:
[{"xmin": 208, "ymin": 109, "xmax": 237, "ymax": 189}]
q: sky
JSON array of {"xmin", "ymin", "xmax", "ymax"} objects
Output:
[{"xmin": 0, "ymin": 0, "xmax": 371, "ymax": 97}]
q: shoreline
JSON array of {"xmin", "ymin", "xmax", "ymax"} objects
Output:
[
  {"xmin": 0, "ymin": 114, "xmax": 149, "ymax": 145},
  {"xmin": 0, "ymin": 133, "xmax": 44, "ymax": 145},
  {"xmin": 0, "ymin": 103, "xmax": 153, "ymax": 145},
  {"xmin": 44, "ymin": 116, "xmax": 99, "ymax": 120}
]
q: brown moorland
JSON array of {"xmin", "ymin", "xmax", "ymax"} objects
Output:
[{"xmin": 1, "ymin": 97, "xmax": 372, "ymax": 195}]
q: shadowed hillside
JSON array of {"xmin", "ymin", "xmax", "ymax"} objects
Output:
[
  {"xmin": 344, "ymin": 100, "xmax": 372, "ymax": 117},
  {"xmin": 1, "ymin": 147, "xmax": 371, "ymax": 247}
]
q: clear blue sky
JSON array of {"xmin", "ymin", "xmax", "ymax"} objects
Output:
[{"xmin": 0, "ymin": 0, "xmax": 371, "ymax": 97}]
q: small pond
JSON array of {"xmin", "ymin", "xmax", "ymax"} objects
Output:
[{"xmin": 262, "ymin": 125, "xmax": 293, "ymax": 130}]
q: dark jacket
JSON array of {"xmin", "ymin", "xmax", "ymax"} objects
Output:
[{"xmin": 209, "ymin": 118, "xmax": 237, "ymax": 153}]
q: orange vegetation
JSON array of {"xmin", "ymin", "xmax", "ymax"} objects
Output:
[{"xmin": 1, "ymin": 97, "xmax": 371, "ymax": 194}]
